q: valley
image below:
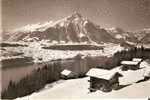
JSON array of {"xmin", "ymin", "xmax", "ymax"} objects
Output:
[{"xmin": 1, "ymin": 12, "xmax": 150, "ymax": 99}]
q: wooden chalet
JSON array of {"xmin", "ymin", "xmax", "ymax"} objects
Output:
[
  {"xmin": 132, "ymin": 58, "xmax": 143, "ymax": 63},
  {"xmin": 121, "ymin": 61, "xmax": 140, "ymax": 71},
  {"xmin": 60, "ymin": 69, "xmax": 78, "ymax": 79},
  {"xmin": 86, "ymin": 68, "xmax": 123, "ymax": 92}
]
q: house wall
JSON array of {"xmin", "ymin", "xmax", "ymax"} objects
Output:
[
  {"xmin": 123, "ymin": 64, "xmax": 139, "ymax": 70},
  {"xmin": 109, "ymin": 74, "xmax": 120, "ymax": 84},
  {"xmin": 90, "ymin": 77, "xmax": 110, "ymax": 89}
]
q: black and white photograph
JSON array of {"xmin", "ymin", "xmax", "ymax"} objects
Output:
[{"xmin": 1, "ymin": 0, "xmax": 150, "ymax": 99}]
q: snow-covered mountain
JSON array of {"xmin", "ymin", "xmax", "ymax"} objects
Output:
[
  {"xmin": 106, "ymin": 27, "xmax": 138, "ymax": 43},
  {"xmin": 106, "ymin": 27, "xmax": 150, "ymax": 45},
  {"xmin": 5, "ymin": 12, "xmax": 150, "ymax": 45},
  {"xmin": 2, "ymin": 31, "xmax": 12, "ymax": 42},
  {"xmin": 106, "ymin": 27, "xmax": 127, "ymax": 39},
  {"xmin": 8, "ymin": 12, "xmax": 117, "ymax": 44},
  {"xmin": 136, "ymin": 28, "xmax": 150, "ymax": 44}
]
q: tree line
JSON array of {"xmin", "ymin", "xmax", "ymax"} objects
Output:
[
  {"xmin": 1, "ymin": 62, "xmax": 61, "ymax": 99},
  {"xmin": 97, "ymin": 47, "xmax": 150, "ymax": 69}
]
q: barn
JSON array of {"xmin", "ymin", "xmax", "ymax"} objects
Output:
[
  {"xmin": 121, "ymin": 61, "xmax": 140, "ymax": 71},
  {"xmin": 86, "ymin": 68, "xmax": 123, "ymax": 92}
]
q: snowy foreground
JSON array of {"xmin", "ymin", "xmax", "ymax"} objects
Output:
[
  {"xmin": 16, "ymin": 61, "xmax": 150, "ymax": 100},
  {"xmin": 16, "ymin": 77, "xmax": 150, "ymax": 100}
]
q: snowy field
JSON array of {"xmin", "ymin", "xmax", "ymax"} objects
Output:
[
  {"xmin": 16, "ymin": 77, "xmax": 150, "ymax": 100},
  {"xmin": 16, "ymin": 61, "xmax": 150, "ymax": 99}
]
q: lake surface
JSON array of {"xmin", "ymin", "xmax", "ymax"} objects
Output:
[
  {"xmin": 1, "ymin": 61, "xmax": 44, "ymax": 92},
  {"xmin": 1, "ymin": 54, "xmax": 107, "ymax": 92}
]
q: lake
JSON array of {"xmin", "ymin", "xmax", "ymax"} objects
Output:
[
  {"xmin": 1, "ymin": 54, "xmax": 107, "ymax": 92},
  {"xmin": 1, "ymin": 58, "xmax": 44, "ymax": 92}
]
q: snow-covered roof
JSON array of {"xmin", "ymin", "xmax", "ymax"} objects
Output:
[
  {"xmin": 132, "ymin": 58, "xmax": 142, "ymax": 62},
  {"xmin": 61, "ymin": 69, "xmax": 72, "ymax": 76},
  {"xmin": 86, "ymin": 68, "xmax": 118, "ymax": 80},
  {"xmin": 121, "ymin": 61, "xmax": 139, "ymax": 65}
]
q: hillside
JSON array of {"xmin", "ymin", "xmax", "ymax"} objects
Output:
[
  {"xmin": 15, "ymin": 61, "xmax": 150, "ymax": 99},
  {"xmin": 107, "ymin": 27, "xmax": 138, "ymax": 43},
  {"xmin": 15, "ymin": 77, "xmax": 150, "ymax": 99}
]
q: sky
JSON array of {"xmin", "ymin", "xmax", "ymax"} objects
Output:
[{"xmin": 2, "ymin": 0, "xmax": 150, "ymax": 32}]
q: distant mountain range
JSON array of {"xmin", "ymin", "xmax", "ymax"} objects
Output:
[{"xmin": 3, "ymin": 12, "xmax": 150, "ymax": 44}]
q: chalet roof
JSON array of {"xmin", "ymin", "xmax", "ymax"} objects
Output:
[
  {"xmin": 132, "ymin": 58, "xmax": 142, "ymax": 62},
  {"xmin": 121, "ymin": 61, "xmax": 139, "ymax": 65},
  {"xmin": 61, "ymin": 69, "xmax": 72, "ymax": 76},
  {"xmin": 86, "ymin": 68, "xmax": 118, "ymax": 80}
]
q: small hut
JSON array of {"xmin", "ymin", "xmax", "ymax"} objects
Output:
[
  {"xmin": 121, "ymin": 61, "xmax": 140, "ymax": 71},
  {"xmin": 86, "ymin": 68, "xmax": 122, "ymax": 92},
  {"xmin": 132, "ymin": 58, "xmax": 143, "ymax": 62},
  {"xmin": 60, "ymin": 69, "xmax": 78, "ymax": 79}
]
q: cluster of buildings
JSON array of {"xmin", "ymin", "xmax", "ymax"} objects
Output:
[
  {"xmin": 60, "ymin": 58, "xmax": 150, "ymax": 92},
  {"xmin": 120, "ymin": 58, "xmax": 143, "ymax": 71}
]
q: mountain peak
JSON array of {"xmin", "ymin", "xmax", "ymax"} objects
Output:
[
  {"xmin": 8, "ymin": 11, "xmax": 118, "ymax": 43},
  {"xmin": 72, "ymin": 11, "xmax": 82, "ymax": 18},
  {"xmin": 66, "ymin": 12, "xmax": 83, "ymax": 21},
  {"xmin": 107, "ymin": 27, "xmax": 125, "ymax": 33}
]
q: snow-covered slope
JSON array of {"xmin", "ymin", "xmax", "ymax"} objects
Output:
[
  {"xmin": 139, "ymin": 28, "xmax": 150, "ymax": 44},
  {"xmin": 8, "ymin": 12, "xmax": 116, "ymax": 44},
  {"xmin": 13, "ymin": 21, "xmax": 53, "ymax": 33},
  {"xmin": 125, "ymin": 28, "xmax": 150, "ymax": 44},
  {"xmin": 15, "ymin": 61, "xmax": 150, "ymax": 99},
  {"xmin": 6, "ymin": 12, "xmax": 150, "ymax": 45},
  {"xmin": 106, "ymin": 27, "xmax": 138, "ymax": 43},
  {"xmin": 16, "ymin": 77, "xmax": 150, "ymax": 99}
]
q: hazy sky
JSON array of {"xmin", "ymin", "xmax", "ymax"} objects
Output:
[{"xmin": 2, "ymin": 0, "xmax": 150, "ymax": 32}]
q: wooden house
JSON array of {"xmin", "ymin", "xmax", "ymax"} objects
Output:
[
  {"xmin": 60, "ymin": 69, "xmax": 78, "ymax": 79},
  {"xmin": 132, "ymin": 58, "xmax": 143, "ymax": 63},
  {"xmin": 121, "ymin": 61, "xmax": 140, "ymax": 71},
  {"xmin": 86, "ymin": 68, "xmax": 123, "ymax": 92}
]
